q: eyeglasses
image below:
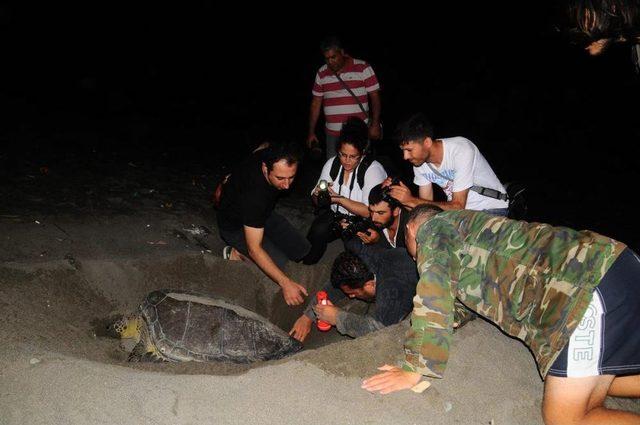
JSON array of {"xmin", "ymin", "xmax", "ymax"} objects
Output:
[{"xmin": 337, "ymin": 151, "xmax": 361, "ymax": 161}]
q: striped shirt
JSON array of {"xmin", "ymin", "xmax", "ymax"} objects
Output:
[{"xmin": 312, "ymin": 57, "xmax": 380, "ymax": 136}]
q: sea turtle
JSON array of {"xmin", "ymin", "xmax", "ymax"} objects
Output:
[{"xmin": 112, "ymin": 289, "xmax": 302, "ymax": 363}]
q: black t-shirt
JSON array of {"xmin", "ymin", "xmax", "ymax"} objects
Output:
[{"xmin": 217, "ymin": 153, "xmax": 280, "ymax": 231}]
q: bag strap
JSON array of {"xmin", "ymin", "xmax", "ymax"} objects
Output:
[
  {"xmin": 329, "ymin": 156, "xmax": 341, "ymax": 181},
  {"xmin": 425, "ymin": 163, "xmax": 508, "ymax": 201},
  {"xmin": 332, "ymin": 71, "xmax": 369, "ymax": 117},
  {"xmin": 329, "ymin": 155, "xmax": 373, "ymax": 190}
]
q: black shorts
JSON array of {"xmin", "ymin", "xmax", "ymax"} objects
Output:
[{"xmin": 548, "ymin": 248, "xmax": 640, "ymax": 378}]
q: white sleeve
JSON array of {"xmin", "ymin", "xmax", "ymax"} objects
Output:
[
  {"xmin": 451, "ymin": 141, "xmax": 476, "ymax": 193},
  {"xmin": 360, "ymin": 161, "xmax": 387, "ymax": 205},
  {"xmin": 311, "ymin": 157, "xmax": 337, "ymax": 195},
  {"xmin": 413, "ymin": 165, "xmax": 432, "ymax": 187}
]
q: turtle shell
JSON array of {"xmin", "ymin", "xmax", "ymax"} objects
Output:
[{"xmin": 140, "ymin": 290, "xmax": 302, "ymax": 363}]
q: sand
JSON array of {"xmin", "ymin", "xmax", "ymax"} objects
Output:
[{"xmin": 1, "ymin": 156, "xmax": 638, "ymax": 425}]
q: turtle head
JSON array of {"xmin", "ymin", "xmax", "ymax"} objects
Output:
[{"xmin": 109, "ymin": 314, "xmax": 141, "ymax": 340}]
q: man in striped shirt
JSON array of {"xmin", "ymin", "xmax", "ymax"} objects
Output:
[{"xmin": 307, "ymin": 36, "xmax": 382, "ymax": 159}]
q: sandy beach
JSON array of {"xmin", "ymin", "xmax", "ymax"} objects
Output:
[{"xmin": 1, "ymin": 152, "xmax": 638, "ymax": 425}]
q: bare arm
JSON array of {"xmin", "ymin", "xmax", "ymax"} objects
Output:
[
  {"xmin": 389, "ymin": 182, "xmax": 467, "ymax": 210},
  {"xmin": 244, "ymin": 226, "xmax": 308, "ymax": 305},
  {"xmin": 307, "ymin": 96, "xmax": 323, "ymax": 147},
  {"xmin": 367, "ymin": 90, "xmax": 382, "ymax": 140},
  {"xmin": 369, "ymin": 90, "xmax": 381, "ymax": 124},
  {"xmin": 333, "ymin": 195, "xmax": 370, "ymax": 217}
]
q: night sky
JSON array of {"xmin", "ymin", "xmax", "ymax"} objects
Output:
[{"xmin": 2, "ymin": 3, "xmax": 639, "ymax": 248}]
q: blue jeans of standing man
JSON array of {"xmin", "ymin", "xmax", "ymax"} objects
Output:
[{"xmin": 325, "ymin": 133, "xmax": 339, "ymax": 160}]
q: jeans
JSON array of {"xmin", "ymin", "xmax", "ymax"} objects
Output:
[
  {"xmin": 218, "ymin": 211, "xmax": 311, "ymax": 270},
  {"xmin": 325, "ymin": 133, "xmax": 339, "ymax": 160}
]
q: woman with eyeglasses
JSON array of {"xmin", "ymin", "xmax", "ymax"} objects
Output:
[{"xmin": 302, "ymin": 117, "xmax": 387, "ymax": 265}]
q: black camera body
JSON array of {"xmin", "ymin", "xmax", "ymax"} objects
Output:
[
  {"xmin": 315, "ymin": 179, "xmax": 332, "ymax": 211},
  {"xmin": 332, "ymin": 212, "xmax": 375, "ymax": 240},
  {"xmin": 316, "ymin": 189, "xmax": 331, "ymax": 209}
]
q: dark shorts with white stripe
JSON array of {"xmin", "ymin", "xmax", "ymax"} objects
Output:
[{"xmin": 548, "ymin": 248, "xmax": 640, "ymax": 378}]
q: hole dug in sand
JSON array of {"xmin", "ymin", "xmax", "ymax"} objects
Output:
[{"xmin": 0, "ymin": 253, "xmax": 354, "ymax": 376}]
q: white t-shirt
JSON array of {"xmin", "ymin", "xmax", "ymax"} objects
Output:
[
  {"xmin": 315, "ymin": 155, "xmax": 387, "ymax": 214},
  {"xmin": 413, "ymin": 137, "xmax": 508, "ymax": 211}
]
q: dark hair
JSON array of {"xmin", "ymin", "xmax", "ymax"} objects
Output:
[
  {"xmin": 330, "ymin": 251, "xmax": 374, "ymax": 290},
  {"xmin": 260, "ymin": 141, "xmax": 302, "ymax": 171},
  {"xmin": 566, "ymin": 0, "xmax": 639, "ymax": 40},
  {"xmin": 368, "ymin": 183, "xmax": 400, "ymax": 209},
  {"xmin": 320, "ymin": 36, "xmax": 343, "ymax": 52},
  {"xmin": 395, "ymin": 113, "xmax": 435, "ymax": 146},
  {"xmin": 337, "ymin": 116, "xmax": 369, "ymax": 155},
  {"xmin": 406, "ymin": 204, "xmax": 444, "ymax": 227}
]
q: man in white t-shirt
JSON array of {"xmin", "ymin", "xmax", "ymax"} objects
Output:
[{"xmin": 385, "ymin": 113, "xmax": 509, "ymax": 216}]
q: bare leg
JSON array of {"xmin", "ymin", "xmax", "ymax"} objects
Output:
[
  {"xmin": 609, "ymin": 375, "xmax": 640, "ymax": 398},
  {"xmin": 542, "ymin": 375, "xmax": 640, "ymax": 424}
]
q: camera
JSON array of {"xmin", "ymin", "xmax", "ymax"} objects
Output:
[
  {"xmin": 332, "ymin": 212, "xmax": 375, "ymax": 240},
  {"xmin": 315, "ymin": 179, "xmax": 331, "ymax": 210},
  {"xmin": 382, "ymin": 177, "xmax": 401, "ymax": 205}
]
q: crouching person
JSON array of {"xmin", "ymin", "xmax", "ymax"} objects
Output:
[
  {"xmin": 289, "ymin": 247, "xmax": 417, "ymax": 341},
  {"xmin": 362, "ymin": 204, "xmax": 640, "ymax": 424}
]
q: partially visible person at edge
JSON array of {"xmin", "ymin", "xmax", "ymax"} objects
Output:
[
  {"xmin": 383, "ymin": 113, "xmax": 509, "ymax": 217},
  {"xmin": 303, "ymin": 117, "xmax": 387, "ymax": 265},
  {"xmin": 362, "ymin": 204, "xmax": 640, "ymax": 425},
  {"xmin": 562, "ymin": 0, "xmax": 640, "ymax": 55},
  {"xmin": 290, "ymin": 246, "xmax": 417, "ymax": 342},
  {"xmin": 216, "ymin": 142, "xmax": 311, "ymax": 306},
  {"xmin": 352, "ymin": 183, "xmax": 410, "ymax": 250},
  {"xmin": 307, "ymin": 36, "xmax": 382, "ymax": 159}
]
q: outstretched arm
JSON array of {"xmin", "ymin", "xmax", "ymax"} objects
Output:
[
  {"xmin": 244, "ymin": 226, "xmax": 308, "ymax": 305},
  {"xmin": 363, "ymin": 227, "xmax": 458, "ymax": 394}
]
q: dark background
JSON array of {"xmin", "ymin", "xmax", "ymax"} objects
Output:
[{"xmin": 2, "ymin": 4, "xmax": 639, "ymax": 249}]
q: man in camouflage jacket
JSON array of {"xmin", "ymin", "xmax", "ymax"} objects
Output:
[{"xmin": 362, "ymin": 205, "xmax": 639, "ymax": 424}]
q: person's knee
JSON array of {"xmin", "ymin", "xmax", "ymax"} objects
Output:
[{"xmin": 307, "ymin": 216, "xmax": 334, "ymax": 242}]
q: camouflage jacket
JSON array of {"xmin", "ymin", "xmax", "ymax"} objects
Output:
[{"xmin": 401, "ymin": 210, "xmax": 626, "ymax": 379}]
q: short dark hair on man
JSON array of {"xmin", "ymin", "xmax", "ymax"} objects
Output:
[
  {"xmin": 337, "ymin": 116, "xmax": 369, "ymax": 155},
  {"xmin": 260, "ymin": 141, "xmax": 302, "ymax": 171},
  {"xmin": 368, "ymin": 183, "xmax": 400, "ymax": 209},
  {"xmin": 320, "ymin": 36, "xmax": 343, "ymax": 52},
  {"xmin": 331, "ymin": 251, "xmax": 374, "ymax": 289},
  {"xmin": 395, "ymin": 113, "xmax": 435, "ymax": 145},
  {"xmin": 406, "ymin": 204, "xmax": 443, "ymax": 227}
]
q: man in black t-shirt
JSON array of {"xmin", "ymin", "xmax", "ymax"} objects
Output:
[{"xmin": 217, "ymin": 143, "xmax": 311, "ymax": 305}]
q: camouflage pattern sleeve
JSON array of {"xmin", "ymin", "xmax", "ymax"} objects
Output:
[{"xmin": 401, "ymin": 219, "xmax": 460, "ymax": 378}]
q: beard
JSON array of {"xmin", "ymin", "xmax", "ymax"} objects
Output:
[{"xmin": 373, "ymin": 215, "xmax": 394, "ymax": 230}]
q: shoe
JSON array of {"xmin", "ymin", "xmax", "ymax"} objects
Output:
[{"xmin": 222, "ymin": 246, "xmax": 232, "ymax": 260}]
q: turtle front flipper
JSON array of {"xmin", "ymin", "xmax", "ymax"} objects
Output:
[
  {"xmin": 128, "ymin": 340, "xmax": 166, "ymax": 362},
  {"xmin": 127, "ymin": 321, "xmax": 166, "ymax": 362}
]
